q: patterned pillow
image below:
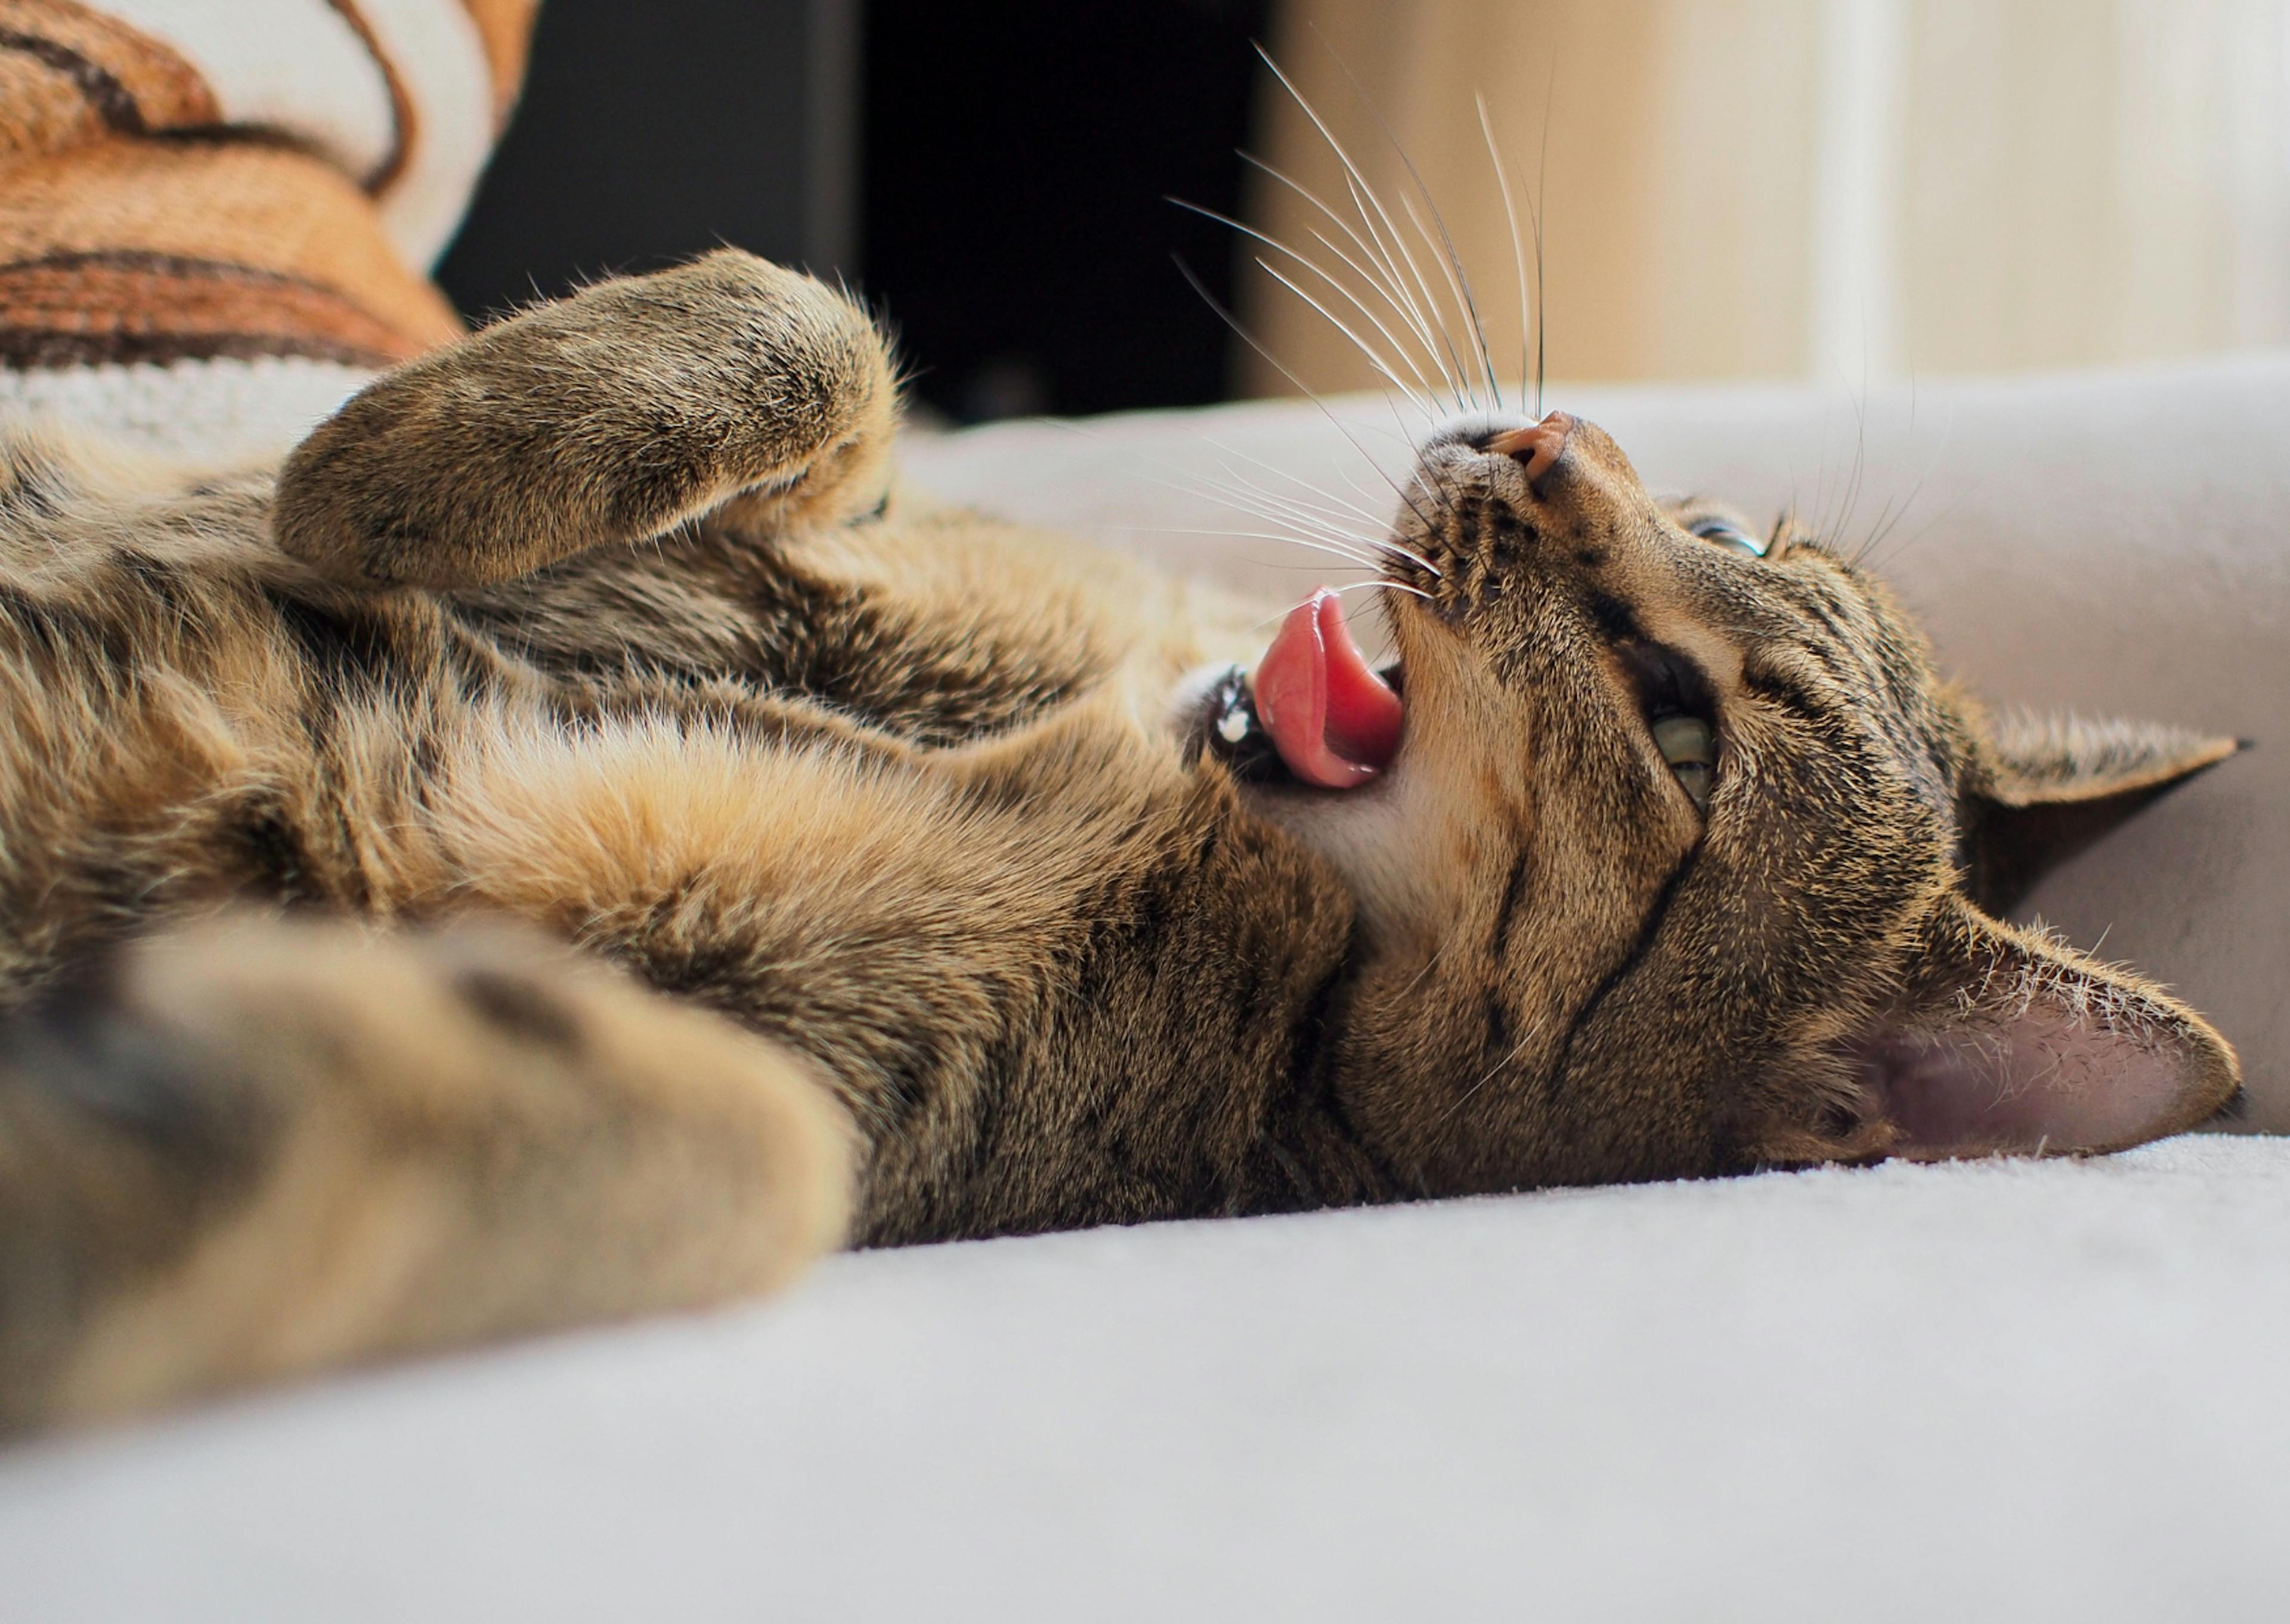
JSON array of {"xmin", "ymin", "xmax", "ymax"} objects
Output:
[{"xmin": 0, "ymin": 0, "xmax": 534, "ymax": 458}]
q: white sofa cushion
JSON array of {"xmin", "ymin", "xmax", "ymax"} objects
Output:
[{"xmin": 2, "ymin": 1136, "xmax": 2286, "ymax": 1621}]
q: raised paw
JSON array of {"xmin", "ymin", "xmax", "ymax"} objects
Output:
[{"xmin": 274, "ymin": 250, "xmax": 899, "ymax": 590}]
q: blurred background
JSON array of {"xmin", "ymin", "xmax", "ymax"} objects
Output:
[{"xmin": 437, "ymin": 0, "xmax": 2290, "ymax": 422}]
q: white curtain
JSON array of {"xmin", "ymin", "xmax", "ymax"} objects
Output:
[{"xmin": 1239, "ymin": 0, "xmax": 2290, "ymax": 394}]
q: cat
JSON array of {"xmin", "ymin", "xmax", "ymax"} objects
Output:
[{"xmin": 0, "ymin": 250, "xmax": 2241, "ymax": 1431}]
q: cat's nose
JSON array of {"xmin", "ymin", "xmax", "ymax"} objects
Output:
[
  {"xmin": 1480, "ymin": 411, "xmax": 1656, "ymax": 526},
  {"xmin": 1484, "ymin": 413, "xmax": 1574, "ymax": 481}
]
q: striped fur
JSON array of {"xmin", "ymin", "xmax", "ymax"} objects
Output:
[{"xmin": 0, "ymin": 252, "xmax": 2243, "ymax": 1431}]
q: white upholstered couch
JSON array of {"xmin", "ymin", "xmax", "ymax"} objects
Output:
[{"xmin": 1, "ymin": 357, "xmax": 2284, "ymax": 1620}]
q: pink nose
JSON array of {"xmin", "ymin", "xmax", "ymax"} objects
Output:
[{"xmin": 1484, "ymin": 412, "xmax": 1575, "ymax": 481}]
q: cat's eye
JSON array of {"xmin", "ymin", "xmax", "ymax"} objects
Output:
[
  {"xmin": 1617, "ymin": 639, "xmax": 1720, "ymax": 816},
  {"xmin": 1688, "ymin": 517, "xmax": 1768, "ymax": 557},
  {"xmin": 1652, "ymin": 715, "xmax": 1716, "ymax": 811}
]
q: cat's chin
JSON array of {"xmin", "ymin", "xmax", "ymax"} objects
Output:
[{"xmin": 1171, "ymin": 655, "xmax": 1433, "ymax": 928}]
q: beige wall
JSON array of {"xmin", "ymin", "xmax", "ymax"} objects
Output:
[{"xmin": 1239, "ymin": 0, "xmax": 2290, "ymax": 395}]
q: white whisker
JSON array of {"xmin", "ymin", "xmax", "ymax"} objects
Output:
[
  {"xmin": 1333, "ymin": 577, "xmax": 1430, "ymax": 599},
  {"xmin": 1343, "ymin": 169, "xmax": 1477, "ymax": 408},
  {"xmin": 1121, "ymin": 460, "xmax": 1446, "ymax": 585},
  {"xmin": 1168, "ymin": 258, "xmax": 1457, "ymax": 544},
  {"xmin": 1396, "ymin": 188, "xmax": 1497, "ymax": 408},
  {"xmin": 1530, "ymin": 52, "xmax": 1555, "ymax": 416},
  {"xmin": 1298, "ymin": 224, "xmax": 1452, "ymax": 398},
  {"xmin": 1255, "ymin": 48, "xmax": 1474, "ymax": 404},
  {"xmin": 1254, "ymin": 259, "xmax": 1435, "ymax": 414},
  {"xmin": 1131, "ymin": 460, "xmax": 1390, "ymax": 544},
  {"xmin": 1239, "ymin": 152, "xmax": 1459, "ymax": 401},
  {"xmin": 1113, "ymin": 495, "xmax": 1384, "ymax": 559},
  {"xmin": 1190, "ymin": 434, "xmax": 1440, "ymax": 573},
  {"xmin": 1205, "ymin": 472, "xmax": 1389, "ymax": 545},
  {"xmin": 1168, "ymin": 197, "xmax": 1443, "ymax": 408},
  {"xmin": 1182, "ymin": 469, "xmax": 1386, "ymax": 543},
  {"xmin": 1477, "ymin": 94, "xmax": 1532, "ymax": 413},
  {"xmin": 1202, "ymin": 462, "xmax": 1444, "ymax": 579},
  {"xmin": 1312, "ymin": 33, "xmax": 1502, "ymax": 406},
  {"xmin": 1126, "ymin": 475, "xmax": 1387, "ymax": 555},
  {"xmin": 1047, "ymin": 411, "xmax": 1445, "ymax": 589},
  {"xmin": 1438, "ymin": 1039, "xmax": 1527, "ymax": 1125},
  {"xmin": 1113, "ymin": 525, "xmax": 1385, "ymax": 572}
]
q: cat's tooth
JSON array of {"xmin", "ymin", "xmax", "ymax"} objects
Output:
[
  {"xmin": 1652, "ymin": 715, "xmax": 1715, "ymax": 767},
  {"xmin": 1218, "ymin": 706, "xmax": 1251, "ymax": 744}
]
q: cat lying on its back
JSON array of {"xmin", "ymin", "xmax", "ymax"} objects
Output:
[{"xmin": 0, "ymin": 252, "xmax": 2240, "ymax": 1430}]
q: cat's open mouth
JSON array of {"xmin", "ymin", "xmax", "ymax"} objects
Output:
[{"xmin": 1196, "ymin": 587, "xmax": 1404, "ymax": 790}]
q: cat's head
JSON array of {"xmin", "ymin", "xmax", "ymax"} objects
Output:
[{"xmin": 1199, "ymin": 409, "xmax": 2241, "ymax": 1194}]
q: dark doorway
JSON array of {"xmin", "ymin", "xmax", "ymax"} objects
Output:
[
  {"xmin": 435, "ymin": 2, "xmax": 1268, "ymax": 420},
  {"xmin": 862, "ymin": 1, "xmax": 1270, "ymax": 421},
  {"xmin": 437, "ymin": 0, "xmax": 854, "ymax": 323}
]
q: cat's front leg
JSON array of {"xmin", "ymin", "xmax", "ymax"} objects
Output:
[
  {"xmin": 274, "ymin": 250, "xmax": 897, "ymax": 591},
  {"xmin": 0, "ymin": 914, "xmax": 853, "ymax": 1432}
]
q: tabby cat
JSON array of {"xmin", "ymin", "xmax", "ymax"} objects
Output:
[{"xmin": 0, "ymin": 252, "xmax": 2241, "ymax": 1430}]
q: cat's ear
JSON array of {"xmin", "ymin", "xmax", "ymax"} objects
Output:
[
  {"xmin": 1960, "ymin": 712, "xmax": 2240, "ymax": 914},
  {"xmin": 1846, "ymin": 898, "xmax": 2240, "ymax": 1158}
]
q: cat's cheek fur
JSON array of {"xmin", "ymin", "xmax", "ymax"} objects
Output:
[
  {"xmin": 1298, "ymin": 620, "xmax": 1534, "ymax": 941},
  {"xmin": 1242, "ymin": 774, "xmax": 1435, "ymax": 940},
  {"xmin": 1239, "ymin": 646, "xmax": 1545, "ymax": 957}
]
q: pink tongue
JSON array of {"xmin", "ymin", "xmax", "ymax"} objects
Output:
[{"xmin": 1254, "ymin": 588, "xmax": 1405, "ymax": 788}]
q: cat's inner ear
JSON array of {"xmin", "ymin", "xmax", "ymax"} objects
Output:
[
  {"xmin": 1846, "ymin": 900, "xmax": 2241, "ymax": 1159},
  {"xmin": 1960, "ymin": 712, "xmax": 2240, "ymax": 915}
]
